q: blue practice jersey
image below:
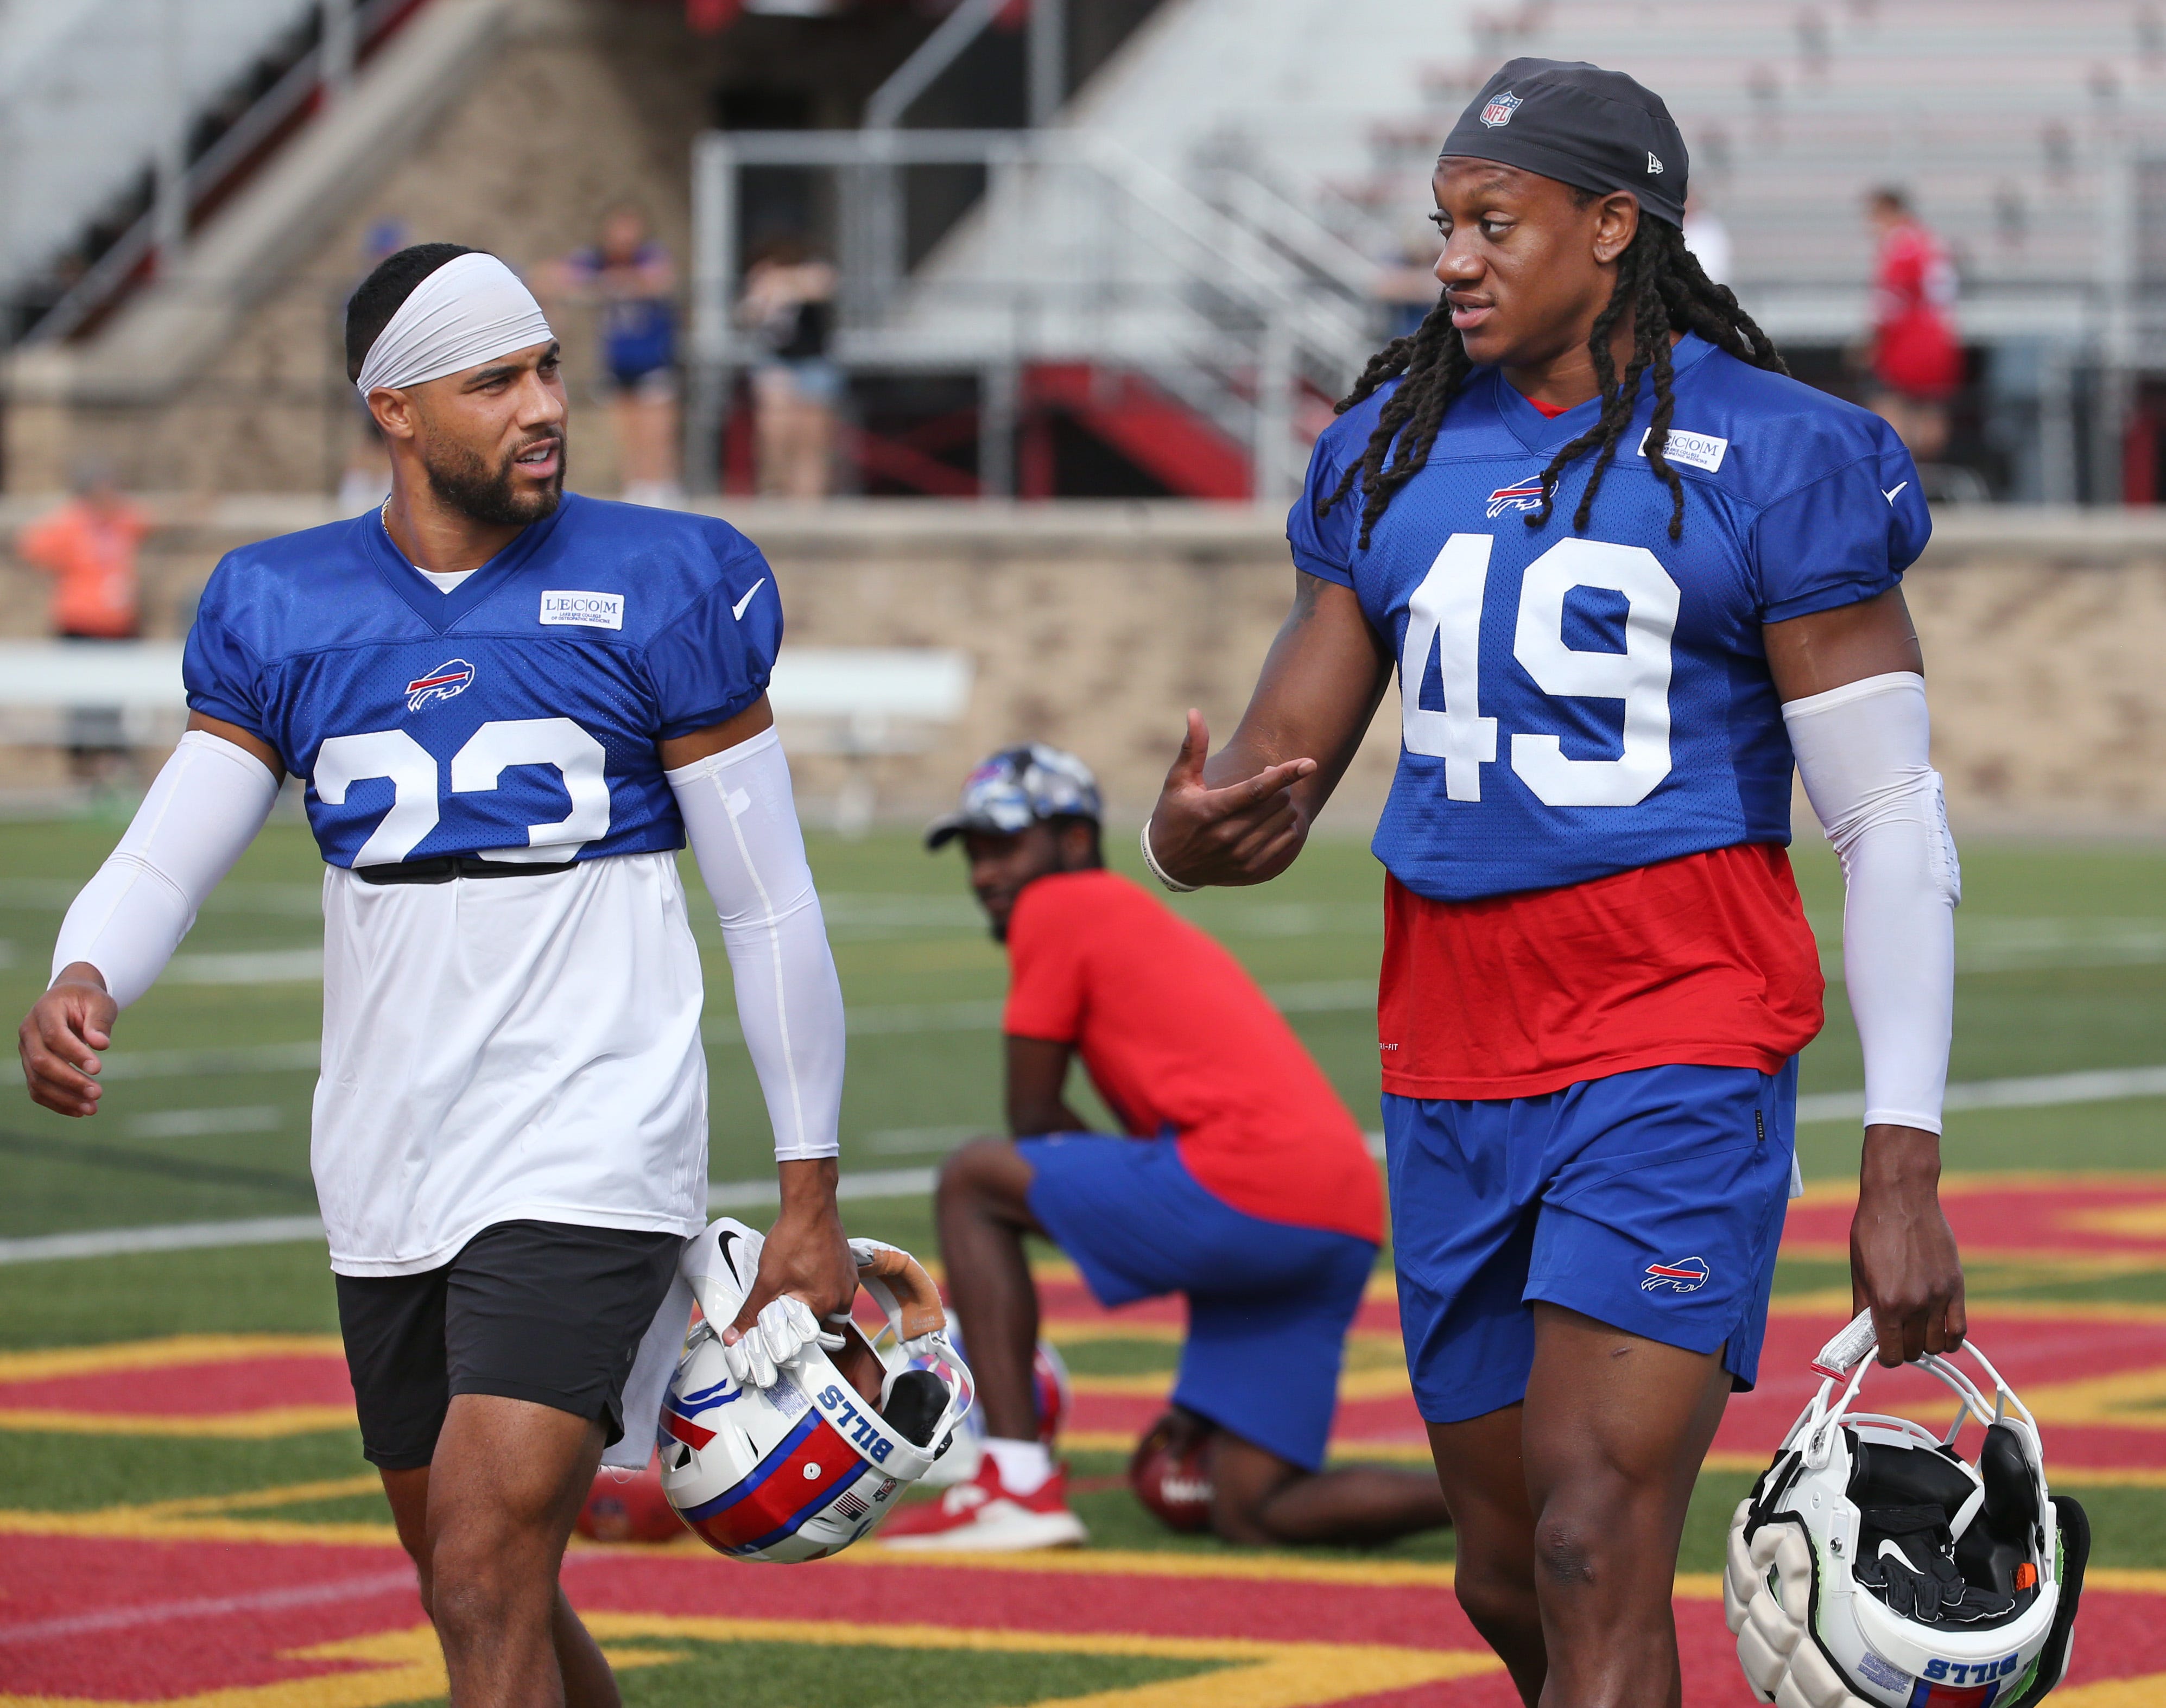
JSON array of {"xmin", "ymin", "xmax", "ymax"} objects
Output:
[
  {"xmin": 183, "ymin": 494, "xmax": 780, "ymax": 868},
  {"xmin": 1288, "ymin": 333, "xmax": 1930, "ymax": 903}
]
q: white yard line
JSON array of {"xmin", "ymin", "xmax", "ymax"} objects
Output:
[
  {"xmin": 14, "ymin": 1065, "xmax": 2166, "ymax": 1265},
  {"xmin": 0, "ymin": 1570, "xmax": 418, "ymax": 1645}
]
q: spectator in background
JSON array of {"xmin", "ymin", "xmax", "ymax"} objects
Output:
[
  {"xmin": 737, "ymin": 236, "xmax": 840, "ymax": 499},
  {"xmin": 546, "ymin": 204, "xmax": 683, "ymax": 508},
  {"xmin": 18, "ymin": 461, "xmax": 147, "ymax": 788},
  {"xmin": 1864, "ymin": 187, "xmax": 1962, "ymax": 462}
]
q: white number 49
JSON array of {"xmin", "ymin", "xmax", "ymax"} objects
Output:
[{"xmin": 1400, "ymin": 534, "xmax": 1680, "ymax": 808}]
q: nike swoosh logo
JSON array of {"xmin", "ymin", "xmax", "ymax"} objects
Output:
[
  {"xmin": 731, "ymin": 578, "xmax": 767, "ymax": 621},
  {"xmin": 715, "ymin": 1227, "xmax": 743, "ymax": 1284},
  {"xmin": 1883, "ymin": 482, "xmax": 1908, "ymax": 505}
]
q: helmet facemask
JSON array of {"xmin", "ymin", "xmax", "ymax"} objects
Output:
[{"xmin": 1725, "ymin": 1329, "xmax": 2089, "ymax": 1708}]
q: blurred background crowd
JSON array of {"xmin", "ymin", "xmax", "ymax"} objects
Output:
[{"xmin": 1, "ymin": 0, "xmax": 2163, "ymax": 827}]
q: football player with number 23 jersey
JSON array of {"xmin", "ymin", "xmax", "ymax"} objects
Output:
[
  {"xmin": 17, "ymin": 245, "xmax": 855, "ymax": 1708},
  {"xmin": 1144, "ymin": 60, "xmax": 1967, "ymax": 1708}
]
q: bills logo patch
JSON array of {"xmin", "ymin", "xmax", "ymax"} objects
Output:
[
  {"xmin": 1486, "ymin": 480, "xmax": 1546, "ymax": 518},
  {"xmin": 1643, "ymin": 1256, "xmax": 1710, "ymax": 1293},
  {"xmin": 405, "ymin": 658, "xmax": 474, "ymax": 712},
  {"xmin": 1480, "ymin": 91, "xmax": 1522, "ymax": 128}
]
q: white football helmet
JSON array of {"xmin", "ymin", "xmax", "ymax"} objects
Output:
[
  {"xmin": 657, "ymin": 1218, "xmax": 974, "ymax": 1563},
  {"xmin": 1725, "ymin": 1319, "xmax": 2088, "ymax": 1708}
]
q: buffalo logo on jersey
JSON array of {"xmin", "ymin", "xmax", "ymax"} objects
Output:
[
  {"xmin": 404, "ymin": 658, "xmax": 475, "ymax": 713},
  {"xmin": 1486, "ymin": 480, "xmax": 1547, "ymax": 518},
  {"xmin": 1480, "ymin": 90, "xmax": 1522, "ymax": 128},
  {"xmin": 1643, "ymin": 1256, "xmax": 1710, "ymax": 1294}
]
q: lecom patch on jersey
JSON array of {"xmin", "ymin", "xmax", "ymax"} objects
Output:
[
  {"xmin": 1637, "ymin": 427, "xmax": 1727, "ymax": 473},
  {"xmin": 540, "ymin": 590, "xmax": 625, "ymax": 630}
]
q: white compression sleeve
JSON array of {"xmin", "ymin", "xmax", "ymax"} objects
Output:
[
  {"xmin": 667, "ymin": 727, "xmax": 845, "ymax": 1162},
  {"xmin": 1784, "ymin": 671, "xmax": 1960, "ymax": 1134},
  {"xmin": 51, "ymin": 731, "xmax": 281, "ymax": 1009}
]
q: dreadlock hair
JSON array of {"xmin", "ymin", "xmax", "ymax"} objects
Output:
[{"xmin": 1319, "ymin": 206, "xmax": 1785, "ymax": 549}]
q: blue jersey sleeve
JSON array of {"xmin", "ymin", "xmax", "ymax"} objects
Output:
[
  {"xmin": 1750, "ymin": 437, "xmax": 1930, "ymax": 624},
  {"xmin": 643, "ymin": 531, "xmax": 782, "ymax": 739},
  {"xmin": 1286, "ymin": 414, "xmax": 1368, "ymax": 587},
  {"xmin": 182, "ymin": 561, "xmax": 274, "ymax": 743}
]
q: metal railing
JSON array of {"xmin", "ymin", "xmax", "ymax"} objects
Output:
[
  {"xmin": 686, "ymin": 126, "xmax": 1387, "ymax": 500},
  {"xmin": 13, "ymin": 0, "xmax": 416, "ymax": 347}
]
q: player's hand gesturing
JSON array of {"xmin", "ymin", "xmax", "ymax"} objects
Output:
[
  {"xmin": 1144, "ymin": 710, "xmax": 1318, "ymax": 890},
  {"xmin": 18, "ymin": 962, "xmax": 116, "ymax": 1118}
]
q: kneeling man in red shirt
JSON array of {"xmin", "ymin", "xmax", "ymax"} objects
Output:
[{"xmin": 884, "ymin": 744, "xmax": 1452, "ymax": 1551}]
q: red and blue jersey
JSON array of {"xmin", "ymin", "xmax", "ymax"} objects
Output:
[
  {"xmin": 182, "ymin": 494, "xmax": 780, "ymax": 869},
  {"xmin": 1290, "ymin": 334, "xmax": 1918, "ymax": 1094}
]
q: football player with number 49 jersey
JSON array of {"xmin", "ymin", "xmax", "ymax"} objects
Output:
[
  {"xmin": 18, "ymin": 244, "xmax": 857, "ymax": 1708},
  {"xmin": 1144, "ymin": 60, "xmax": 1969, "ymax": 1708}
]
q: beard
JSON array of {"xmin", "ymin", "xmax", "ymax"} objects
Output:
[{"xmin": 421, "ymin": 431, "xmax": 565, "ymax": 525}]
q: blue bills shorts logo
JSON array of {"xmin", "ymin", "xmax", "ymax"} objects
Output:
[
  {"xmin": 1642, "ymin": 1255, "xmax": 1711, "ymax": 1293},
  {"xmin": 1480, "ymin": 91, "xmax": 1523, "ymax": 128},
  {"xmin": 1485, "ymin": 479, "xmax": 1547, "ymax": 518},
  {"xmin": 405, "ymin": 658, "xmax": 474, "ymax": 712}
]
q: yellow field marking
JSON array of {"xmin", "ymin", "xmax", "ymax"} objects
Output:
[
  {"xmin": 582, "ymin": 1612, "xmax": 1500, "ymax": 1708},
  {"xmin": 1782, "ymin": 1242, "xmax": 2166, "ymax": 1278},
  {"xmin": 0, "ymin": 1333, "xmax": 357, "ymax": 1439},
  {"xmin": 0, "ymin": 1405, "xmax": 357, "ymax": 1439},
  {"xmin": 0, "ymin": 1621, "xmax": 680, "ymax": 1708},
  {"xmin": 125, "ymin": 1475, "xmax": 385, "ymax": 1520},
  {"xmin": 1792, "ymin": 1171, "xmax": 2166, "ymax": 1207},
  {"xmin": 0, "ymin": 1334, "xmax": 344, "ymax": 1383},
  {"xmin": 2063, "ymin": 1202, "xmax": 2166, "ymax": 1240},
  {"xmin": 0, "ymin": 1614, "xmax": 1496, "ymax": 1708},
  {"xmin": 0, "ymin": 1504, "xmax": 401, "ymax": 1549}
]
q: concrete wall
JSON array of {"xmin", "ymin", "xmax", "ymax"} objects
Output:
[{"xmin": 3, "ymin": 499, "xmax": 2164, "ymax": 833}]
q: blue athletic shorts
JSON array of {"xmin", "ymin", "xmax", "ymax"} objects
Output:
[
  {"xmin": 1384, "ymin": 1059, "xmax": 1797, "ymax": 1425},
  {"xmin": 1018, "ymin": 1133, "xmax": 1377, "ymax": 1472}
]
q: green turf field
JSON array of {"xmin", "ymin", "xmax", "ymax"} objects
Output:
[{"xmin": 3, "ymin": 814, "xmax": 2166, "ymax": 1708}]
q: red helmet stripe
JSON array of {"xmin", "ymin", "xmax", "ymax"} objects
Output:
[{"xmin": 684, "ymin": 1414, "xmax": 869, "ymax": 1553}]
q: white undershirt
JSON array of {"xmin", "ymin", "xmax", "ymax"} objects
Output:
[{"xmin": 379, "ymin": 502, "xmax": 479, "ymax": 593}]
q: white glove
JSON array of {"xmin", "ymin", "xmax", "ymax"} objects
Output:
[{"xmin": 720, "ymin": 1294, "xmax": 845, "ymax": 1390}]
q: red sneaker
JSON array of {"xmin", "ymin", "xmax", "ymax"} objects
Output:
[{"xmin": 881, "ymin": 1454, "xmax": 1087, "ymax": 1551}]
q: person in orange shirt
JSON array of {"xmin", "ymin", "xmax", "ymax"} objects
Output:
[
  {"xmin": 20, "ymin": 465, "xmax": 146, "ymax": 641},
  {"xmin": 884, "ymin": 744, "xmax": 1453, "ymax": 1552},
  {"xmin": 17, "ymin": 465, "xmax": 149, "ymax": 783}
]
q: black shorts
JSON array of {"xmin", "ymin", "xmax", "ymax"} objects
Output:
[{"xmin": 335, "ymin": 1219, "xmax": 682, "ymax": 1471}]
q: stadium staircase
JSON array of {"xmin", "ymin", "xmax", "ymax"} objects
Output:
[{"xmin": 694, "ymin": 0, "xmax": 1489, "ymax": 499}]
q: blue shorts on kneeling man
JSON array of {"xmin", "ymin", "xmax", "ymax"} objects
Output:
[{"xmin": 1017, "ymin": 1133, "xmax": 1377, "ymax": 1472}]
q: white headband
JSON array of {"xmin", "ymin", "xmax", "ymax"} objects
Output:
[{"xmin": 353, "ymin": 251, "xmax": 554, "ymax": 397}]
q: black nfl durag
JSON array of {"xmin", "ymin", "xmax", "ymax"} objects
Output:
[
  {"xmin": 1441, "ymin": 58, "xmax": 1690, "ymax": 228},
  {"xmin": 353, "ymin": 252, "xmax": 554, "ymax": 396}
]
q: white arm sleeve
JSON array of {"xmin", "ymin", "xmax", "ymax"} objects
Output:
[
  {"xmin": 51, "ymin": 730, "xmax": 281, "ymax": 1009},
  {"xmin": 667, "ymin": 727, "xmax": 844, "ymax": 1162},
  {"xmin": 1783, "ymin": 671, "xmax": 1960, "ymax": 1134}
]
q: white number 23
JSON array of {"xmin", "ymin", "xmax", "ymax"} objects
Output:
[
  {"xmin": 313, "ymin": 717, "xmax": 611, "ymax": 865},
  {"xmin": 1400, "ymin": 534, "xmax": 1680, "ymax": 808}
]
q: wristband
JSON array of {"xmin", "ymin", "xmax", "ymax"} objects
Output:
[{"xmin": 1139, "ymin": 821, "xmax": 1200, "ymax": 893}]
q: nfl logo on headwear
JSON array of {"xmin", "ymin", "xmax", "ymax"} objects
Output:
[{"xmin": 1480, "ymin": 91, "xmax": 1522, "ymax": 128}]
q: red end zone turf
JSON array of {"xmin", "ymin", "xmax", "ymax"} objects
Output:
[
  {"xmin": 9, "ymin": 1178, "xmax": 2166, "ymax": 1704},
  {"xmin": 3, "ymin": 1529, "xmax": 2164, "ymax": 1705}
]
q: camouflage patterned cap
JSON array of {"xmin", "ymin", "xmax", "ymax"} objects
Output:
[{"xmin": 924, "ymin": 744, "xmax": 1103, "ymax": 849}]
